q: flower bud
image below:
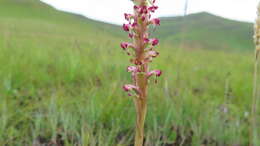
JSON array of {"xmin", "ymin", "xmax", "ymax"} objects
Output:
[
  {"xmin": 123, "ymin": 24, "xmax": 131, "ymax": 31},
  {"xmin": 150, "ymin": 38, "xmax": 159, "ymax": 46},
  {"xmin": 128, "ymin": 33, "xmax": 134, "ymax": 38},
  {"xmin": 148, "ymin": 6, "xmax": 158, "ymax": 13},
  {"xmin": 148, "ymin": 50, "xmax": 159, "ymax": 58},
  {"xmin": 144, "ymin": 38, "xmax": 150, "ymax": 43},
  {"xmin": 123, "ymin": 84, "xmax": 137, "ymax": 92},
  {"xmin": 120, "ymin": 42, "xmax": 131, "ymax": 49},
  {"xmin": 127, "ymin": 66, "xmax": 138, "ymax": 72},
  {"xmin": 122, "ymin": 84, "xmax": 140, "ymax": 96},
  {"xmin": 147, "ymin": 70, "xmax": 162, "ymax": 77},
  {"xmin": 151, "ymin": 18, "xmax": 160, "ymax": 26},
  {"xmin": 124, "ymin": 13, "xmax": 133, "ymax": 21}
]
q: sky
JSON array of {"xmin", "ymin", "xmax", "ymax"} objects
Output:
[{"xmin": 41, "ymin": 0, "xmax": 259, "ymax": 25}]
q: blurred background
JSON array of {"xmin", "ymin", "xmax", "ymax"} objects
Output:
[{"xmin": 0, "ymin": 0, "xmax": 259, "ymax": 145}]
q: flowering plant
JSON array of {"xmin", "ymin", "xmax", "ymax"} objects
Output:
[{"xmin": 120, "ymin": 0, "xmax": 162, "ymax": 145}]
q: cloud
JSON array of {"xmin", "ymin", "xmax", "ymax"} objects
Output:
[{"xmin": 41, "ymin": 0, "xmax": 259, "ymax": 24}]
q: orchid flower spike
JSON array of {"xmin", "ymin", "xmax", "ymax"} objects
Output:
[{"xmin": 120, "ymin": 1, "xmax": 162, "ymax": 145}]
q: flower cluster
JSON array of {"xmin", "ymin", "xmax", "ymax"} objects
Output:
[
  {"xmin": 121, "ymin": 0, "xmax": 162, "ymax": 96},
  {"xmin": 255, "ymin": 3, "xmax": 260, "ymax": 52}
]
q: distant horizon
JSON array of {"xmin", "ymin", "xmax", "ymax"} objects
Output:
[
  {"xmin": 158, "ymin": 12, "xmax": 253, "ymax": 24},
  {"xmin": 41, "ymin": 0, "xmax": 258, "ymax": 25}
]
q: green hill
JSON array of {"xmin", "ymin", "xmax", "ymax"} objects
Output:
[
  {"xmin": 0, "ymin": 0, "xmax": 124, "ymax": 51},
  {"xmin": 156, "ymin": 12, "xmax": 254, "ymax": 51}
]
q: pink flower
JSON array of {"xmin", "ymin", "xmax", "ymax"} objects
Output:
[
  {"xmin": 140, "ymin": 6, "xmax": 148, "ymax": 14},
  {"xmin": 134, "ymin": 5, "xmax": 148, "ymax": 14},
  {"xmin": 120, "ymin": 42, "xmax": 131, "ymax": 49},
  {"xmin": 144, "ymin": 38, "xmax": 150, "ymax": 43},
  {"xmin": 148, "ymin": 50, "xmax": 159, "ymax": 57},
  {"xmin": 151, "ymin": 18, "xmax": 160, "ymax": 26},
  {"xmin": 122, "ymin": 84, "xmax": 140, "ymax": 96},
  {"xmin": 124, "ymin": 13, "xmax": 133, "ymax": 21},
  {"xmin": 123, "ymin": 24, "xmax": 131, "ymax": 31},
  {"xmin": 123, "ymin": 84, "xmax": 136, "ymax": 92},
  {"xmin": 134, "ymin": 5, "xmax": 139, "ymax": 10},
  {"xmin": 128, "ymin": 33, "xmax": 134, "ymax": 38},
  {"xmin": 141, "ymin": 16, "xmax": 146, "ymax": 22},
  {"xmin": 150, "ymin": 38, "xmax": 159, "ymax": 46},
  {"xmin": 148, "ymin": 6, "xmax": 158, "ymax": 13},
  {"xmin": 127, "ymin": 66, "xmax": 138, "ymax": 72},
  {"xmin": 144, "ymin": 38, "xmax": 159, "ymax": 46},
  {"xmin": 147, "ymin": 70, "xmax": 162, "ymax": 77},
  {"xmin": 143, "ymin": 50, "xmax": 159, "ymax": 63},
  {"xmin": 131, "ymin": 22, "xmax": 138, "ymax": 28}
]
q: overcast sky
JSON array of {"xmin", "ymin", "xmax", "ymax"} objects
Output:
[{"xmin": 41, "ymin": 0, "xmax": 259, "ymax": 25}]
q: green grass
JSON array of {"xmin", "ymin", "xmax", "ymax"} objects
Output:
[{"xmin": 0, "ymin": 0, "xmax": 258, "ymax": 145}]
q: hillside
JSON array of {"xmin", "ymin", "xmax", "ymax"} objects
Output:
[
  {"xmin": 0, "ymin": 0, "xmax": 124, "ymax": 53},
  {"xmin": 156, "ymin": 12, "xmax": 254, "ymax": 51},
  {"xmin": 0, "ymin": 0, "xmax": 254, "ymax": 52}
]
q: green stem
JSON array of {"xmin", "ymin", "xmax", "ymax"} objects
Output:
[
  {"xmin": 251, "ymin": 50, "xmax": 259, "ymax": 146},
  {"xmin": 133, "ymin": 1, "xmax": 149, "ymax": 145},
  {"xmin": 134, "ymin": 98, "xmax": 147, "ymax": 146},
  {"xmin": 134, "ymin": 70, "xmax": 148, "ymax": 146}
]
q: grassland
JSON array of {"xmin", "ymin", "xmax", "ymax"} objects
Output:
[{"xmin": 0, "ymin": 0, "xmax": 258, "ymax": 145}]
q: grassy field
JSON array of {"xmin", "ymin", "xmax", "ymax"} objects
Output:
[{"xmin": 0, "ymin": 0, "xmax": 258, "ymax": 145}]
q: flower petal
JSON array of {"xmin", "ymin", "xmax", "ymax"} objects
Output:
[
  {"xmin": 124, "ymin": 13, "xmax": 133, "ymax": 21},
  {"xmin": 120, "ymin": 42, "xmax": 130, "ymax": 49},
  {"xmin": 147, "ymin": 70, "xmax": 162, "ymax": 77},
  {"xmin": 128, "ymin": 33, "xmax": 134, "ymax": 38},
  {"xmin": 148, "ymin": 50, "xmax": 159, "ymax": 57},
  {"xmin": 151, "ymin": 18, "xmax": 160, "ymax": 26},
  {"xmin": 144, "ymin": 38, "xmax": 150, "ymax": 43},
  {"xmin": 150, "ymin": 38, "xmax": 159, "ymax": 46},
  {"xmin": 148, "ymin": 6, "xmax": 158, "ymax": 12},
  {"xmin": 122, "ymin": 84, "xmax": 140, "ymax": 96},
  {"xmin": 127, "ymin": 66, "xmax": 138, "ymax": 72},
  {"xmin": 123, "ymin": 24, "xmax": 131, "ymax": 32}
]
